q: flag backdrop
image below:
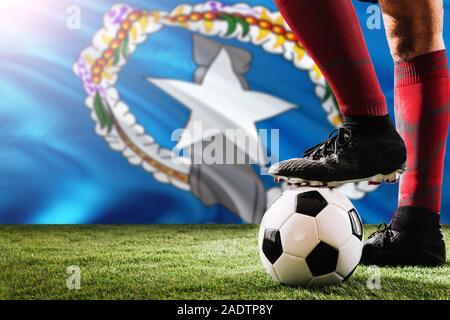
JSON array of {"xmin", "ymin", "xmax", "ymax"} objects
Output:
[{"xmin": 1, "ymin": 0, "xmax": 450, "ymax": 224}]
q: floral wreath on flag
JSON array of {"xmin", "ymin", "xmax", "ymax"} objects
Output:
[{"xmin": 73, "ymin": 2, "xmax": 352, "ymax": 194}]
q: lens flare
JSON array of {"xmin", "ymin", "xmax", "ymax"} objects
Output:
[{"xmin": 0, "ymin": 0, "xmax": 59, "ymax": 49}]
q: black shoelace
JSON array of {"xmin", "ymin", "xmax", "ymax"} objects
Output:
[
  {"xmin": 368, "ymin": 223, "xmax": 394, "ymax": 245},
  {"xmin": 303, "ymin": 127, "xmax": 352, "ymax": 160}
]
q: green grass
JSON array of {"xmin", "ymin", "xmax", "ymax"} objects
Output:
[{"xmin": 0, "ymin": 225, "xmax": 449, "ymax": 300}]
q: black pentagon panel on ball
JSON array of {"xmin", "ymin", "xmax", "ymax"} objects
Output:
[
  {"xmin": 306, "ymin": 241, "xmax": 339, "ymax": 276},
  {"xmin": 348, "ymin": 209, "xmax": 363, "ymax": 240},
  {"xmin": 262, "ymin": 229, "xmax": 283, "ymax": 264},
  {"xmin": 295, "ymin": 191, "xmax": 328, "ymax": 217}
]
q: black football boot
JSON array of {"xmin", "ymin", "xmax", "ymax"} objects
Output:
[
  {"xmin": 361, "ymin": 206, "xmax": 446, "ymax": 267},
  {"xmin": 269, "ymin": 115, "xmax": 406, "ymax": 187}
]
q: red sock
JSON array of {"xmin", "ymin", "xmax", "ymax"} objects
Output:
[
  {"xmin": 395, "ymin": 50, "xmax": 450, "ymax": 213},
  {"xmin": 274, "ymin": 0, "xmax": 387, "ymax": 116}
]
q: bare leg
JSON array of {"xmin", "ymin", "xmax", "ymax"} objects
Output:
[{"xmin": 379, "ymin": 0, "xmax": 445, "ymax": 61}]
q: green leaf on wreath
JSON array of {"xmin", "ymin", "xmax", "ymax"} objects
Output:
[
  {"xmin": 94, "ymin": 92, "xmax": 113, "ymax": 133},
  {"xmin": 218, "ymin": 14, "xmax": 238, "ymax": 36},
  {"xmin": 103, "ymin": 100, "xmax": 114, "ymax": 133},
  {"xmin": 121, "ymin": 35, "xmax": 129, "ymax": 59},
  {"xmin": 234, "ymin": 16, "xmax": 250, "ymax": 38},
  {"xmin": 113, "ymin": 48, "xmax": 120, "ymax": 65}
]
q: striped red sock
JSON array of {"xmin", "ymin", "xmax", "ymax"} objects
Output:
[
  {"xmin": 395, "ymin": 50, "xmax": 450, "ymax": 213},
  {"xmin": 274, "ymin": 0, "xmax": 387, "ymax": 116}
]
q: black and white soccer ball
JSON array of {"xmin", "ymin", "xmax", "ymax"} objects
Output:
[{"xmin": 258, "ymin": 187, "xmax": 363, "ymax": 287}]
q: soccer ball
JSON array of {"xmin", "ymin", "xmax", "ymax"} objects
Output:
[{"xmin": 258, "ymin": 187, "xmax": 363, "ymax": 287}]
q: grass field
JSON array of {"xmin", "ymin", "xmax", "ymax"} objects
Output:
[{"xmin": 0, "ymin": 225, "xmax": 449, "ymax": 300}]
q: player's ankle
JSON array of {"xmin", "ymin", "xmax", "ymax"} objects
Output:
[
  {"xmin": 391, "ymin": 206, "xmax": 442, "ymax": 241},
  {"xmin": 342, "ymin": 114, "xmax": 396, "ymax": 136}
]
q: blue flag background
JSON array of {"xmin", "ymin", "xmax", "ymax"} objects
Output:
[{"xmin": 1, "ymin": 0, "xmax": 450, "ymax": 224}]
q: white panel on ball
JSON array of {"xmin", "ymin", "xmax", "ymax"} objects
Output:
[
  {"xmin": 260, "ymin": 189, "xmax": 299, "ymax": 231},
  {"xmin": 307, "ymin": 272, "xmax": 343, "ymax": 287},
  {"xmin": 316, "ymin": 205, "xmax": 352, "ymax": 248},
  {"xmin": 273, "ymin": 253, "xmax": 313, "ymax": 286},
  {"xmin": 317, "ymin": 188, "xmax": 355, "ymax": 212},
  {"xmin": 280, "ymin": 214, "xmax": 319, "ymax": 258},
  {"xmin": 336, "ymin": 236, "xmax": 363, "ymax": 278}
]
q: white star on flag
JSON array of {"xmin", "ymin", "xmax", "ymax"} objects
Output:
[{"xmin": 147, "ymin": 48, "xmax": 296, "ymax": 165}]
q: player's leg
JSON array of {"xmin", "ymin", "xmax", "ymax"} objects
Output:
[
  {"xmin": 362, "ymin": 0, "xmax": 448, "ymax": 266},
  {"xmin": 269, "ymin": 0, "xmax": 406, "ymax": 186}
]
